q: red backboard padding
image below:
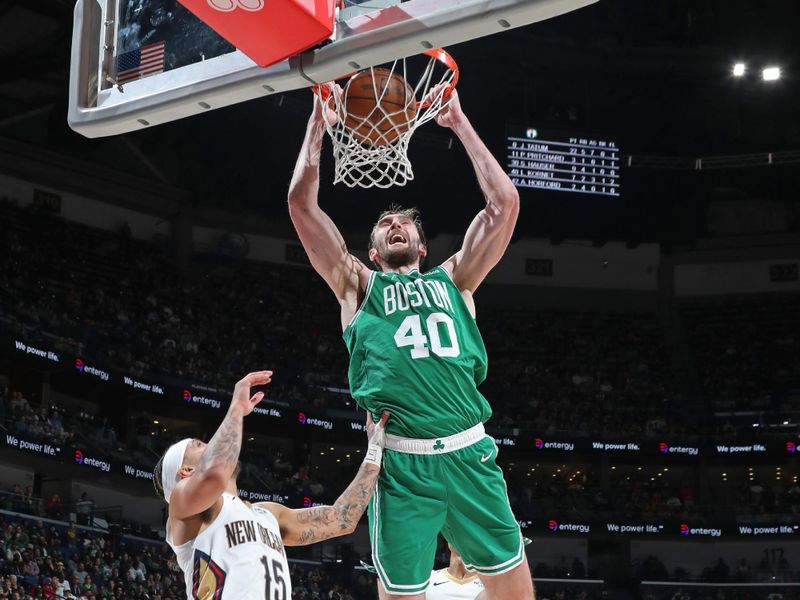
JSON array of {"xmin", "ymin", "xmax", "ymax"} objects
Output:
[{"xmin": 177, "ymin": 0, "xmax": 336, "ymax": 68}]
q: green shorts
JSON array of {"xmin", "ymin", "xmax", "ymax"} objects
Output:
[{"xmin": 368, "ymin": 432, "xmax": 524, "ymax": 595}]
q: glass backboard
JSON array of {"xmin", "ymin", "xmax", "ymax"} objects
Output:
[{"xmin": 68, "ymin": 0, "xmax": 597, "ymax": 138}]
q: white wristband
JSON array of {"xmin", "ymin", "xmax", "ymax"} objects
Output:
[{"xmin": 363, "ymin": 443, "xmax": 383, "ymax": 467}]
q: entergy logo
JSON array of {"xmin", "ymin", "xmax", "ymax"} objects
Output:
[
  {"xmin": 532, "ymin": 438, "xmax": 574, "ymax": 452},
  {"xmin": 546, "ymin": 518, "xmax": 590, "ymax": 534},
  {"xmin": 659, "ymin": 442, "xmax": 699, "ymax": 456},
  {"xmin": 73, "ymin": 450, "xmax": 111, "ymax": 472},
  {"xmin": 679, "ymin": 524, "xmax": 721, "ymax": 537},
  {"xmin": 73, "ymin": 358, "xmax": 109, "ymax": 381},
  {"xmin": 296, "ymin": 413, "xmax": 333, "ymax": 430},
  {"xmin": 182, "ymin": 390, "xmax": 221, "ymax": 409}
]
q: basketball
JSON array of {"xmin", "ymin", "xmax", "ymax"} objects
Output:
[{"xmin": 344, "ymin": 68, "xmax": 418, "ymax": 146}]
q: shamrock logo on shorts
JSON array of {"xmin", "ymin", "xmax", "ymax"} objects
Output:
[{"xmin": 433, "ymin": 440, "xmax": 445, "ymax": 451}]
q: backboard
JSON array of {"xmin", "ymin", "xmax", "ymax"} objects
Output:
[{"xmin": 68, "ymin": 0, "xmax": 598, "ymax": 138}]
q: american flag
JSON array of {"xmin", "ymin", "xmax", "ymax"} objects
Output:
[{"xmin": 116, "ymin": 41, "xmax": 166, "ymax": 84}]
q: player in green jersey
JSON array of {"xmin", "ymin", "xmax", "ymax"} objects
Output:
[{"xmin": 288, "ymin": 90, "xmax": 533, "ymax": 600}]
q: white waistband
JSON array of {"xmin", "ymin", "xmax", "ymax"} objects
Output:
[{"xmin": 384, "ymin": 423, "xmax": 486, "ymax": 455}]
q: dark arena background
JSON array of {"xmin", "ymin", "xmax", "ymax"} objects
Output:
[{"xmin": 2, "ymin": 0, "xmax": 800, "ymax": 599}]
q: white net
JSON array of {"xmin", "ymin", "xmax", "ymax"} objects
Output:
[{"xmin": 316, "ymin": 49, "xmax": 457, "ymax": 188}]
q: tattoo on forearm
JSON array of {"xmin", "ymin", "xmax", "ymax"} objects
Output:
[
  {"xmin": 200, "ymin": 412, "xmax": 242, "ymax": 476},
  {"xmin": 293, "ymin": 464, "xmax": 379, "ymax": 544}
]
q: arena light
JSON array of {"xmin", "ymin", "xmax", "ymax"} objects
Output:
[
  {"xmin": 762, "ymin": 67, "xmax": 781, "ymax": 81},
  {"xmin": 732, "ymin": 62, "xmax": 746, "ymax": 77}
]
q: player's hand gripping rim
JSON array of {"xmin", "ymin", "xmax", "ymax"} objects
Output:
[{"xmin": 311, "ymin": 82, "xmax": 343, "ymax": 126}]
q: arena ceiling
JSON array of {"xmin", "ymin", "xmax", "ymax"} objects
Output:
[{"xmin": 1, "ymin": 0, "xmax": 799, "ymax": 242}]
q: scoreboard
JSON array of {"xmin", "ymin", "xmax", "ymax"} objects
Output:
[{"xmin": 506, "ymin": 127, "xmax": 620, "ymax": 197}]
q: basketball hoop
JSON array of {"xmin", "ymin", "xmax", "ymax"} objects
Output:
[{"xmin": 314, "ymin": 49, "xmax": 458, "ymax": 188}]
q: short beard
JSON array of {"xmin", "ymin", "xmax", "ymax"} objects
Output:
[{"xmin": 377, "ymin": 242, "xmax": 419, "ymax": 269}]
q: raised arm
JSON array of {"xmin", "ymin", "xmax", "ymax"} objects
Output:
[
  {"xmin": 264, "ymin": 462, "xmax": 380, "ymax": 546},
  {"xmin": 261, "ymin": 412, "xmax": 388, "ymax": 546},
  {"xmin": 287, "ymin": 91, "xmax": 369, "ymax": 301},
  {"xmin": 168, "ymin": 371, "xmax": 271, "ymax": 520},
  {"xmin": 438, "ymin": 92, "xmax": 520, "ymax": 293}
]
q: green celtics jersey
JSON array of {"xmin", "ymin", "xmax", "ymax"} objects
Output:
[{"xmin": 343, "ymin": 266, "xmax": 491, "ymax": 438}]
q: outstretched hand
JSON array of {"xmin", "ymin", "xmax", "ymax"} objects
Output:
[
  {"xmin": 363, "ymin": 411, "xmax": 390, "ymax": 468},
  {"xmin": 366, "ymin": 411, "xmax": 390, "ymax": 443},
  {"xmin": 231, "ymin": 370, "xmax": 272, "ymax": 416}
]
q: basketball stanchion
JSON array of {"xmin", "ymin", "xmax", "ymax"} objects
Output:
[{"xmin": 313, "ymin": 48, "xmax": 458, "ymax": 188}]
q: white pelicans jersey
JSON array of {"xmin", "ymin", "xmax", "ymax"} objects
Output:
[
  {"xmin": 426, "ymin": 568, "xmax": 484, "ymax": 600},
  {"xmin": 167, "ymin": 493, "xmax": 290, "ymax": 600}
]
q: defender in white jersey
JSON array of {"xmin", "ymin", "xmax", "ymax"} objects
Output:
[
  {"xmin": 154, "ymin": 371, "xmax": 388, "ymax": 600},
  {"xmin": 426, "ymin": 546, "xmax": 486, "ymax": 600}
]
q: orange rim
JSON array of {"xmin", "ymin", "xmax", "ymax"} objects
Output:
[
  {"xmin": 312, "ymin": 48, "xmax": 459, "ymax": 108},
  {"xmin": 418, "ymin": 48, "xmax": 459, "ymax": 109}
]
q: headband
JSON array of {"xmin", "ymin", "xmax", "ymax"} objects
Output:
[{"xmin": 161, "ymin": 438, "xmax": 192, "ymax": 503}]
